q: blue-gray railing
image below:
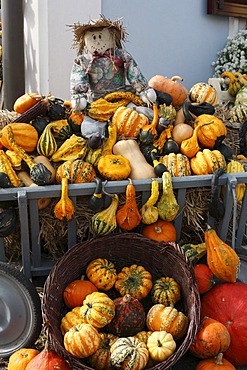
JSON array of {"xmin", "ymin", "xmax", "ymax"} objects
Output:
[{"xmin": 0, "ymin": 173, "xmax": 247, "ymax": 279}]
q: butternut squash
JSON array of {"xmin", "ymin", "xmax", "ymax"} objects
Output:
[{"xmin": 113, "ymin": 139, "xmax": 156, "ymax": 180}]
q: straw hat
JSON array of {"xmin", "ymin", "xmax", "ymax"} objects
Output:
[{"xmin": 70, "ymin": 15, "xmax": 128, "ymax": 55}]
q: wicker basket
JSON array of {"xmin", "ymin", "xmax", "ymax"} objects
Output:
[{"xmin": 42, "ymin": 233, "xmax": 200, "ymax": 370}]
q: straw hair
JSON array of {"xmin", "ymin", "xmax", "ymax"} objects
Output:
[
  {"xmin": 42, "ymin": 233, "xmax": 200, "ymax": 370},
  {"xmin": 69, "ymin": 15, "xmax": 128, "ymax": 55}
]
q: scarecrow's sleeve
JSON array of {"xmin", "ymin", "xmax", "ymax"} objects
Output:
[
  {"xmin": 122, "ymin": 49, "xmax": 149, "ymax": 93},
  {"xmin": 70, "ymin": 57, "xmax": 90, "ymax": 99}
]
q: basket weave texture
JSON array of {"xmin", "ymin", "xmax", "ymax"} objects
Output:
[{"xmin": 42, "ymin": 233, "xmax": 200, "ymax": 370}]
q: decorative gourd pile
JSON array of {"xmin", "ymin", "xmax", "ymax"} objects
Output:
[
  {"xmin": 59, "ymin": 257, "xmax": 188, "ymax": 370},
  {"xmin": 0, "ymin": 74, "xmax": 246, "ymax": 243}
]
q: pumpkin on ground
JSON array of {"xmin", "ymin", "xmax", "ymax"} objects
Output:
[
  {"xmin": 63, "ymin": 323, "xmax": 100, "ymax": 359},
  {"xmin": 193, "ymin": 264, "xmax": 215, "ymax": 294},
  {"xmin": 201, "ymin": 282, "xmax": 247, "ymax": 367},
  {"xmin": 142, "ymin": 219, "xmax": 176, "ymax": 242},
  {"xmin": 196, "ymin": 353, "xmax": 236, "ymax": 370},
  {"xmin": 8, "ymin": 348, "xmax": 40, "ymax": 370},
  {"xmin": 63, "ymin": 279, "xmax": 98, "ymax": 308},
  {"xmin": 110, "ymin": 336, "xmax": 149, "ymax": 370},
  {"xmin": 26, "ymin": 341, "xmax": 71, "ymax": 370},
  {"xmin": 189, "ymin": 316, "xmax": 231, "ymax": 359},
  {"xmin": 80, "ymin": 291, "xmax": 115, "ymax": 329},
  {"xmin": 115, "ymin": 264, "xmax": 153, "ymax": 300},
  {"xmin": 106, "ymin": 294, "xmax": 146, "ymax": 336},
  {"xmin": 147, "ymin": 330, "xmax": 176, "ymax": 362},
  {"xmin": 146, "ymin": 304, "xmax": 188, "ymax": 340}
]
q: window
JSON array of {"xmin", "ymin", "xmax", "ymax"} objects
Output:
[{"xmin": 207, "ymin": 0, "xmax": 247, "ymax": 18}]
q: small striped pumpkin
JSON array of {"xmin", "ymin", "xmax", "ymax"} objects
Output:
[
  {"xmin": 110, "ymin": 337, "xmax": 149, "ymax": 370},
  {"xmin": 86, "ymin": 258, "xmax": 117, "ymax": 291},
  {"xmin": 56, "ymin": 159, "xmax": 96, "ymax": 184},
  {"xmin": 80, "ymin": 292, "xmax": 115, "ymax": 329},
  {"xmin": 151, "ymin": 276, "xmax": 181, "ymax": 306},
  {"xmin": 189, "ymin": 82, "xmax": 218, "ymax": 106},
  {"xmin": 87, "ymin": 332, "xmax": 118, "ymax": 370},
  {"xmin": 190, "ymin": 149, "xmax": 226, "ymax": 175},
  {"xmin": 112, "ymin": 106, "xmax": 149, "ymax": 138},
  {"xmin": 146, "ymin": 304, "xmax": 188, "ymax": 340},
  {"xmin": 159, "ymin": 153, "xmax": 191, "ymax": 176},
  {"xmin": 60, "ymin": 306, "xmax": 82, "ymax": 335},
  {"xmin": 64, "ymin": 323, "xmax": 100, "ymax": 358}
]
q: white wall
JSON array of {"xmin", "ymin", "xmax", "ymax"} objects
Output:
[{"xmin": 23, "ymin": 0, "xmax": 246, "ymax": 100}]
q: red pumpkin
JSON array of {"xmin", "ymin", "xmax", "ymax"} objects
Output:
[
  {"xmin": 106, "ymin": 294, "xmax": 146, "ymax": 336},
  {"xmin": 189, "ymin": 316, "xmax": 231, "ymax": 359},
  {"xmin": 63, "ymin": 279, "xmax": 98, "ymax": 308},
  {"xmin": 26, "ymin": 341, "xmax": 71, "ymax": 370},
  {"xmin": 148, "ymin": 75, "xmax": 188, "ymax": 106},
  {"xmin": 201, "ymin": 282, "xmax": 247, "ymax": 366},
  {"xmin": 193, "ymin": 264, "xmax": 215, "ymax": 294}
]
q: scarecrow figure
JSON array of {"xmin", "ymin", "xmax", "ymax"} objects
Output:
[{"xmin": 70, "ymin": 15, "xmax": 156, "ymax": 112}]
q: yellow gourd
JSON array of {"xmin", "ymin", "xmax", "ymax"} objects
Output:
[
  {"xmin": 91, "ymin": 193, "xmax": 119, "ymax": 236},
  {"xmin": 141, "ymin": 179, "xmax": 159, "ymax": 224},
  {"xmin": 157, "ymin": 172, "xmax": 179, "ymax": 221}
]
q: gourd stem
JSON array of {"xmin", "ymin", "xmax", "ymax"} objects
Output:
[{"xmin": 215, "ymin": 353, "xmax": 224, "ymax": 365}]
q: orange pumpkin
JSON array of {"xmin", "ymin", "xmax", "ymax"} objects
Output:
[
  {"xmin": 148, "ymin": 75, "xmax": 189, "ymax": 106},
  {"xmin": 8, "ymin": 348, "xmax": 40, "ymax": 370},
  {"xmin": 196, "ymin": 353, "xmax": 236, "ymax": 370},
  {"xmin": 63, "ymin": 323, "xmax": 100, "ymax": 359},
  {"xmin": 13, "ymin": 92, "xmax": 42, "ymax": 114},
  {"xmin": 63, "ymin": 279, "xmax": 98, "ymax": 308},
  {"xmin": 193, "ymin": 264, "xmax": 215, "ymax": 294},
  {"xmin": 190, "ymin": 316, "xmax": 231, "ymax": 359},
  {"xmin": 146, "ymin": 304, "xmax": 188, "ymax": 340},
  {"xmin": 142, "ymin": 219, "xmax": 176, "ymax": 242},
  {"xmin": 0, "ymin": 123, "xmax": 39, "ymax": 153}
]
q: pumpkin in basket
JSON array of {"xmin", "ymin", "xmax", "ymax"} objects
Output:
[
  {"xmin": 80, "ymin": 292, "xmax": 115, "ymax": 329},
  {"xmin": 189, "ymin": 316, "xmax": 230, "ymax": 359},
  {"xmin": 110, "ymin": 336, "xmax": 149, "ymax": 370},
  {"xmin": 86, "ymin": 258, "xmax": 117, "ymax": 291},
  {"xmin": 201, "ymin": 282, "xmax": 247, "ymax": 367},
  {"xmin": 146, "ymin": 304, "xmax": 188, "ymax": 340},
  {"xmin": 147, "ymin": 330, "xmax": 176, "ymax": 362},
  {"xmin": 151, "ymin": 276, "xmax": 181, "ymax": 306},
  {"xmin": 63, "ymin": 279, "xmax": 98, "ymax": 308},
  {"xmin": 194, "ymin": 114, "xmax": 227, "ymax": 149},
  {"xmin": 64, "ymin": 323, "xmax": 100, "ymax": 358},
  {"xmin": 87, "ymin": 332, "xmax": 118, "ymax": 370},
  {"xmin": 107, "ymin": 294, "xmax": 146, "ymax": 336},
  {"xmin": 196, "ymin": 353, "xmax": 236, "ymax": 370},
  {"xmin": 8, "ymin": 348, "xmax": 40, "ymax": 370},
  {"xmin": 115, "ymin": 264, "xmax": 153, "ymax": 300},
  {"xmin": 60, "ymin": 306, "xmax": 82, "ymax": 335}
]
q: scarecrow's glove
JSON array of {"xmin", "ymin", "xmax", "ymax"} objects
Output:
[
  {"xmin": 71, "ymin": 95, "xmax": 88, "ymax": 113},
  {"xmin": 139, "ymin": 87, "xmax": 157, "ymax": 106}
]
